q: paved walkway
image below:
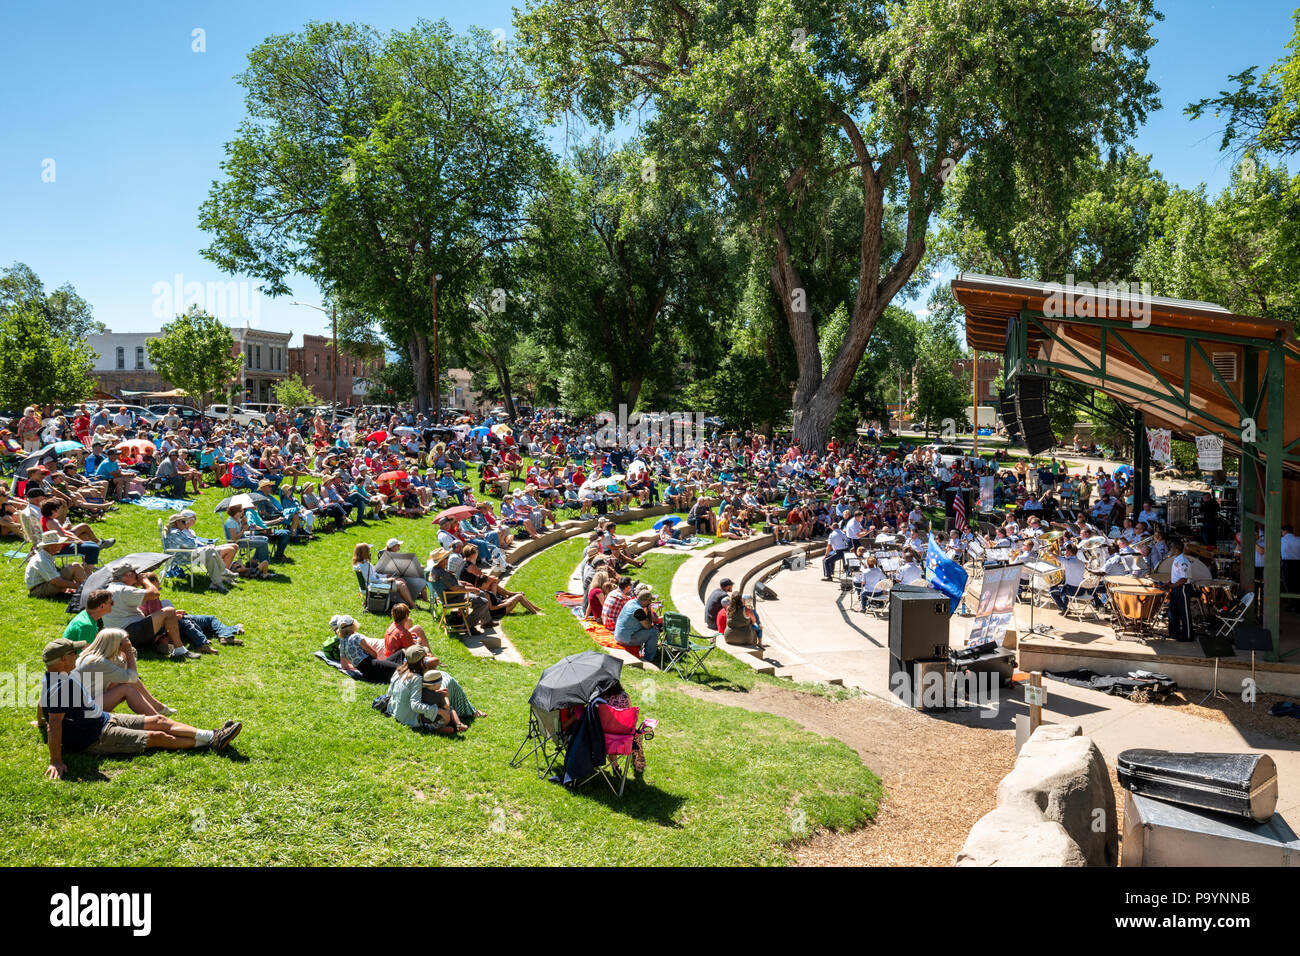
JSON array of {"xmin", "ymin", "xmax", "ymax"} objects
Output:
[{"xmin": 758, "ymin": 563, "xmax": 1300, "ymax": 817}]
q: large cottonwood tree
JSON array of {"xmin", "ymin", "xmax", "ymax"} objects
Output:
[{"xmin": 517, "ymin": 0, "xmax": 1162, "ymax": 446}]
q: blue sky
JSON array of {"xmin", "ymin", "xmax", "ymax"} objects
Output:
[{"xmin": 0, "ymin": 0, "xmax": 1296, "ymax": 341}]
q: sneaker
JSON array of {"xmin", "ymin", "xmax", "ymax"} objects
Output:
[
  {"xmin": 99, "ymin": 537, "xmax": 116, "ymax": 548},
  {"xmin": 185, "ymin": 650, "xmax": 202, "ymax": 660},
  {"xmin": 170, "ymin": 646, "xmax": 189, "ymax": 661},
  {"xmin": 160, "ymin": 705, "xmax": 177, "ymax": 716},
  {"xmin": 211, "ymin": 721, "xmax": 242, "ymax": 751},
  {"xmin": 210, "ymin": 582, "xmax": 229, "ymax": 595},
  {"xmin": 197, "ymin": 644, "xmax": 219, "ymax": 654}
]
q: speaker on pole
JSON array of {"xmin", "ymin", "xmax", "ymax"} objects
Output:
[
  {"xmin": 1015, "ymin": 375, "xmax": 1056, "ymax": 455},
  {"xmin": 999, "ymin": 387, "xmax": 1021, "ymax": 443}
]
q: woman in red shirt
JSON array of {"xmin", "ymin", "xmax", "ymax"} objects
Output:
[{"xmin": 382, "ymin": 603, "xmax": 430, "ymax": 657}]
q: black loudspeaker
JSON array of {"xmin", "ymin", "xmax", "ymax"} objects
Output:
[
  {"xmin": 755, "ymin": 582, "xmax": 778, "ymax": 601},
  {"xmin": 1015, "ymin": 375, "xmax": 1056, "ymax": 455},
  {"xmin": 999, "ymin": 387, "xmax": 1021, "ymax": 442},
  {"xmin": 888, "ymin": 586, "xmax": 951, "ymax": 677}
]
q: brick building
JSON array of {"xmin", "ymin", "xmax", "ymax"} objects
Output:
[
  {"xmin": 86, "ymin": 332, "xmax": 172, "ymax": 397},
  {"xmin": 952, "ymin": 356, "xmax": 1002, "ymax": 403},
  {"xmin": 288, "ymin": 334, "xmax": 385, "ymax": 408}
]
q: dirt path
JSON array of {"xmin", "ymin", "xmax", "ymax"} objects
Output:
[{"xmin": 677, "ymin": 682, "xmax": 1017, "ymax": 866}]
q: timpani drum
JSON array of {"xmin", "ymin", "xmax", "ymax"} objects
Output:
[{"xmin": 1107, "ymin": 584, "xmax": 1167, "ymax": 640}]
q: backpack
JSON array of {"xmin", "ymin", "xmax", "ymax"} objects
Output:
[{"xmin": 321, "ymin": 634, "xmax": 340, "ymax": 661}]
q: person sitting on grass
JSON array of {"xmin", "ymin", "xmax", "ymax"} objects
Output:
[
  {"xmin": 25, "ymin": 532, "xmax": 90, "ymax": 599},
  {"xmin": 384, "ymin": 645, "xmax": 466, "ymax": 734},
  {"xmin": 38, "ymin": 637, "xmax": 241, "ymax": 780},
  {"xmin": 613, "ymin": 586, "xmax": 662, "ymax": 662},
  {"xmin": 74, "ymin": 627, "xmax": 176, "ymax": 716},
  {"xmin": 134, "ymin": 570, "xmax": 244, "ymax": 651},
  {"xmin": 331, "ymin": 614, "xmax": 405, "ymax": 682},
  {"xmin": 382, "ymin": 603, "xmax": 430, "ymax": 657},
  {"xmin": 102, "ymin": 563, "xmax": 194, "ymax": 661},
  {"xmin": 601, "ymin": 576, "xmax": 635, "ymax": 632}
]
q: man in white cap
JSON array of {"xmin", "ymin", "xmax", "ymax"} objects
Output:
[{"xmin": 25, "ymin": 531, "xmax": 90, "ymax": 599}]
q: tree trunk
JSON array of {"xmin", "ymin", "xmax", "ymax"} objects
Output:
[
  {"xmin": 495, "ymin": 361, "xmax": 516, "ymax": 421},
  {"xmin": 410, "ymin": 335, "xmax": 431, "ymax": 414},
  {"xmin": 624, "ymin": 375, "xmax": 644, "ymax": 415}
]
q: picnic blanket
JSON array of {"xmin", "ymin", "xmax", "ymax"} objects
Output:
[
  {"xmin": 578, "ymin": 617, "xmax": 643, "ymax": 658},
  {"xmin": 124, "ymin": 495, "xmax": 195, "ymax": 512},
  {"xmin": 555, "ymin": 591, "xmax": 644, "ymax": 658},
  {"xmin": 660, "ymin": 536, "xmax": 712, "ymax": 550},
  {"xmin": 314, "ymin": 650, "xmax": 361, "ymax": 678}
]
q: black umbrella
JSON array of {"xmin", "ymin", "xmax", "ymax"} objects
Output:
[
  {"xmin": 528, "ymin": 651, "xmax": 623, "ymax": 712},
  {"xmin": 212, "ymin": 491, "xmax": 268, "ymax": 513},
  {"xmin": 73, "ymin": 552, "xmax": 173, "ymax": 612}
]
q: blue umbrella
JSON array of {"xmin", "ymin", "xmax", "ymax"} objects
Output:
[
  {"xmin": 38, "ymin": 441, "xmax": 86, "ymax": 456},
  {"xmin": 468, "ymin": 426, "xmax": 490, "ymax": 438},
  {"xmin": 1113, "ymin": 464, "xmax": 1133, "ymax": 479},
  {"xmin": 653, "ymin": 515, "xmax": 685, "ymax": 531}
]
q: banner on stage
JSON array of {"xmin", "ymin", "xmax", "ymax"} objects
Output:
[
  {"xmin": 979, "ymin": 475, "xmax": 995, "ymax": 513},
  {"xmin": 967, "ymin": 564, "xmax": 1020, "ymax": 649},
  {"xmin": 1195, "ymin": 434, "xmax": 1223, "ymax": 471},
  {"xmin": 1147, "ymin": 427, "xmax": 1172, "ymax": 466}
]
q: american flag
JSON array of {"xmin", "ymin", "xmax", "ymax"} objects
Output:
[{"xmin": 954, "ymin": 489, "xmax": 968, "ymax": 532}]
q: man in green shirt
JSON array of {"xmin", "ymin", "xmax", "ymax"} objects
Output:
[{"xmin": 61, "ymin": 589, "xmax": 114, "ymax": 643}]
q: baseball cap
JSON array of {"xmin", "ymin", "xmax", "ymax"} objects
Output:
[
  {"xmin": 385, "ymin": 538, "xmax": 402, "ymax": 550},
  {"xmin": 404, "ymin": 645, "xmax": 427, "ymax": 664},
  {"xmin": 42, "ymin": 637, "xmax": 87, "ymax": 663},
  {"xmin": 110, "ymin": 563, "xmax": 137, "ymax": 581},
  {"xmin": 329, "ymin": 614, "xmax": 356, "ymax": 630}
]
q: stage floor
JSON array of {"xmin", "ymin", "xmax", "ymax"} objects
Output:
[{"xmin": 1010, "ymin": 600, "xmax": 1300, "ymax": 695}]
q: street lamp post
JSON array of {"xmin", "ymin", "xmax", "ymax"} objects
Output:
[{"xmin": 289, "ymin": 299, "xmax": 337, "ymax": 424}]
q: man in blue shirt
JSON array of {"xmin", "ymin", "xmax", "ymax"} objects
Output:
[
  {"xmin": 614, "ymin": 588, "xmax": 660, "ymax": 662},
  {"xmin": 94, "ymin": 447, "xmax": 133, "ymax": 499}
]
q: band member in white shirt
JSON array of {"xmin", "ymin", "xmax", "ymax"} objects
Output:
[
  {"xmin": 896, "ymin": 550, "xmax": 924, "ymax": 586},
  {"xmin": 857, "ymin": 557, "xmax": 889, "ymax": 611},
  {"xmin": 1167, "ymin": 539, "xmax": 1193, "ymax": 642},
  {"xmin": 1051, "ymin": 543, "xmax": 1095, "ymax": 612}
]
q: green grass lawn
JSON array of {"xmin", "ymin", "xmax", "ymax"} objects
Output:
[{"xmin": 0, "ymin": 484, "xmax": 880, "ymax": 865}]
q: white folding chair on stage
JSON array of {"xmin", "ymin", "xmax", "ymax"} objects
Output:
[
  {"xmin": 1214, "ymin": 591, "xmax": 1255, "ymax": 640},
  {"xmin": 1064, "ymin": 572, "xmax": 1103, "ymax": 622}
]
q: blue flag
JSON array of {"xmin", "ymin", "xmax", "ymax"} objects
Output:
[{"xmin": 925, "ymin": 532, "xmax": 968, "ymax": 615}]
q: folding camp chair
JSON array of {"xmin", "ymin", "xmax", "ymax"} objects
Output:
[
  {"xmin": 509, "ymin": 703, "xmax": 577, "ymax": 779},
  {"xmin": 18, "ymin": 511, "xmax": 74, "ymax": 570},
  {"xmin": 356, "ymin": 569, "xmax": 394, "ymax": 615},
  {"xmin": 429, "ymin": 575, "xmax": 474, "ymax": 637},
  {"xmin": 581, "ymin": 703, "xmax": 658, "ymax": 797},
  {"xmin": 1214, "ymin": 591, "xmax": 1255, "ymax": 640},
  {"xmin": 159, "ymin": 517, "xmax": 202, "ymax": 589},
  {"xmin": 659, "ymin": 611, "xmax": 715, "ymax": 680}
]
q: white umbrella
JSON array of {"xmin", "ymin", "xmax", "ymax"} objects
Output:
[{"xmin": 580, "ymin": 473, "xmax": 624, "ymax": 493}]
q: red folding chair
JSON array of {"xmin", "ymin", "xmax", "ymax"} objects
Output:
[{"xmin": 584, "ymin": 703, "xmax": 658, "ymax": 796}]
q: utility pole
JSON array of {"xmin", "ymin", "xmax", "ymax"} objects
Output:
[
  {"xmin": 431, "ymin": 272, "xmax": 442, "ymax": 422},
  {"xmin": 972, "ymin": 351, "xmax": 980, "ymax": 456}
]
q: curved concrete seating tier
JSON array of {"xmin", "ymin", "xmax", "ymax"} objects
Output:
[
  {"xmin": 485, "ymin": 505, "xmax": 671, "ymax": 665},
  {"xmin": 670, "ymin": 535, "xmax": 836, "ymax": 681}
]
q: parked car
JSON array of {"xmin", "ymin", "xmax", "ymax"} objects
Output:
[
  {"xmin": 147, "ymin": 404, "xmax": 203, "ymax": 425},
  {"xmin": 925, "ymin": 443, "xmax": 971, "ymax": 467},
  {"xmin": 204, "ymin": 404, "xmax": 267, "ymax": 428}
]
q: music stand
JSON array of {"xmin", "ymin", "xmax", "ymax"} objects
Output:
[
  {"xmin": 1196, "ymin": 630, "xmax": 1237, "ymax": 705},
  {"xmin": 1233, "ymin": 624, "xmax": 1274, "ymax": 710}
]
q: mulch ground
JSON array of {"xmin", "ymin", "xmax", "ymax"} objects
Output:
[{"xmin": 678, "ymin": 682, "xmax": 1017, "ymax": 866}]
